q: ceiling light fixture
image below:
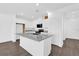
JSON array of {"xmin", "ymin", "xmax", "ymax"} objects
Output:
[{"xmin": 36, "ymin": 3, "xmax": 39, "ymax": 6}]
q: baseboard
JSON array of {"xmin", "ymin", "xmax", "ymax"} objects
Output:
[
  {"xmin": 12, "ymin": 40, "xmax": 16, "ymax": 42},
  {"xmin": 51, "ymin": 41, "xmax": 64, "ymax": 48},
  {"xmin": 0, "ymin": 40, "xmax": 12, "ymax": 43}
]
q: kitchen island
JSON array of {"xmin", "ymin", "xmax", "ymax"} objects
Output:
[{"xmin": 20, "ymin": 33, "xmax": 53, "ymax": 56}]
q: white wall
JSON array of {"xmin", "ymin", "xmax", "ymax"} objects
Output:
[
  {"xmin": 0, "ymin": 14, "xmax": 16, "ymax": 43},
  {"xmin": 64, "ymin": 11, "xmax": 79, "ymax": 39},
  {"xmin": 48, "ymin": 12, "xmax": 64, "ymax": 47},
  {"xmin": 48, "ymin": 11, "xmax": 79, "ymax": 47},
  {"xmin": 48, "ymin": 4, "xmax": 79, "ymax": 47},
  {"xmin": 55, "ymin": 4, "xmax": 79, "ymax": 40}
]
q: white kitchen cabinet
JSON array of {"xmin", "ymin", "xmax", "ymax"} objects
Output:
[{"xmin": 20, "ymin": 34, "xmax": 53, "ymax": 56}]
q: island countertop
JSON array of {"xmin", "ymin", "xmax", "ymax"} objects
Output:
[{"xmin": 20, "ymin": 33, "xmax": 53, "ymax": 42}]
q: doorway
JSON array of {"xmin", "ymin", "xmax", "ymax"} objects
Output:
[
  {"xmin": 16, "ymin": 23, "xmax": 25, "ymax": 40},
  {"xmin": 16, "ymin": 23, "xmax": 25, "ymax": 33}
]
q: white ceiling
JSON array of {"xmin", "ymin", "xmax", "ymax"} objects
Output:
[{"xmin": 0, "ymin": 3, "xmax": 76, "ymax": 21}]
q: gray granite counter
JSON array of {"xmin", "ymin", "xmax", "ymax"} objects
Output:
[{"xmin": 20, "ymin": 33, "xmax": 53, "ymax": 42}]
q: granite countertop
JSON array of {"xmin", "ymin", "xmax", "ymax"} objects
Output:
[{"xmin": 20, "ymin": 33, "xmax": 53, "ymax": 42}]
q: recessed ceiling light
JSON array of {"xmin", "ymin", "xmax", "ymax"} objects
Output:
[{"xmin": 36, "ymin": 3, "xmax": 39, "ymax": 6}]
